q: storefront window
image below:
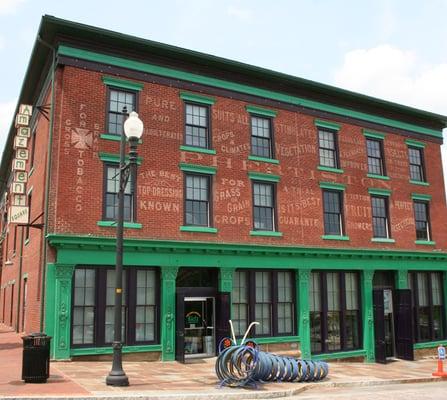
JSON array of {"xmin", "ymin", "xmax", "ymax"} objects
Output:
[{"xmin": 309, "ymin": 271, "xmax": 361, "ymax": 354}]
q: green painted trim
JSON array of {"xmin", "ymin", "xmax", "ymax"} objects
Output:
[
  {"xmin": 179, "ymin": 163, "xmax": 217, "ymax": 175},
  {"xmin": 100, "ymin": 134, "xmax": 142, "ymax": 144},
  {"xmin": 363, "ymin": 129, "xmax": 386, "ymax": 140},
  {"xmin": 71, "ymin": 344, "xmax": 162, "ymax": 356},
  {"xmin": 161, "ymin": 267, "xmax": 178, "ymax": 361},
  {"xmin": 314, "ymin": 119, "xmax": 340, "ymax": 131},
  {"xmin": 322, "ymin": 235, "xmax": 350, "ymax": 241},
  {"xmin": 414, "ymin": 340, "xmax": 447, "ymax": 350},
  {"xmin": 371, "ymin": 238, "xmax": 396, "ymax": 243},
  {"xmin": 250, "ymin": 230, "xmax": 283, "ymax": 237},
  {"xmin": 180, "ymin": 145, "xmax": 216, "ymax": 155},
  {"xmin": 396, "ymin": 270, "xmax": 409, "ymax": 289},
  {"xmin": 361, "ymin": 270, "xmax": 375, "ymax": 362},
  {"xmin": 102, "ymin": 75, "xmax": 144, "ymax": 91},
  {"xmin": 367, "ymin": 173, "xmax": 390, "ymax": 181},
  {"xmin": 318, "ymin": 166, "xmax": 344, "ymax": 174},
  {"xmin": 180, "ymin": 91, "xmax": 215, "ymax": 105},
  {"xmin": 405, "ymin": 139, "xmax": 426, "ymax": 149},
  {"xmin": 298, "ymin": 270, "xmax": 311, "ymax": 359},
  {"xmin": 250, "ymin": 335, "xmax": 300, "ymax": 345},
  {"xmin": 248, "ymin": 171, "xmax": 281, "ymax": 182},
  {"xmin": 312, "ymin": 349, "xmax": 366, "ymax": 361},
  {"xmin": 97, "ymin": 220, "xmax": 142, "ymax": 229},
  {"xmin": 415, "ymin": 240, "xmax": 436, "ymax": 246},
  {"xmin": 98, "ymin": 152, "xmax": 142, "ymax": 165},
  {"xmin": 245, "ymin": 105, "xmax": 277, "ymax": 118},
  {"xmin": 319, "ymin": 181, "xmax": 346, "ymax": 191},
  {"xmin": 368, "ymin": 188, "xmax": 392, "ymax": 196},
  {"xmin": 409, "ymin": 179, "xmax": 430, "ymax": 186},
  {"xmin": 412, "ymin": 193, "xmax": 432, "ymax": 201},
  {"xmin": 180, "ymin": 226, "xmax": 218, "ymax": 233},
  {"xmin": 57, "ymin": 46, "xmax": 443, "ymax": 139},
  {"xmin": 248, "ymin": 155, "xmax": 280, "ymax": 164},
  {"xmin": 218, "ymin": 267, "xmax": 235, "ymax": 293}
]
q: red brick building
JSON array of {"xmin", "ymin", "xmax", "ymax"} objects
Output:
[{"xmin": 1, "ymin": 16, "xmax": 447, "ymax": 363}]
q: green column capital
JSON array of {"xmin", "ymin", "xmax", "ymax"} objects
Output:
[
  {"xmin": 161, "ymin": 266, "xmax": 179, "ymax": 281},
  {"xmin": 219, "ymin": 267, "xmax": 235, "ymax": 293},
  {"xmin": 396, "ymin": 270, "xmax": 409, "ymax": 289}
]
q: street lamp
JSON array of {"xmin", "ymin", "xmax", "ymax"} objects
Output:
[{"xmin": 106, "ymin": 108, "xmax": 143, "ymax": 387}]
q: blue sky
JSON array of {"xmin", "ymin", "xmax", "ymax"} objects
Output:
[{"xmin": 1, "ymin": 0, "xmax": 446, "ymax": 158}]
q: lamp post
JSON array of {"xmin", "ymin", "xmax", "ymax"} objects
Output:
[{"xmin": 106, "ymin": 108, "xmax": 143, "ymax": 387}]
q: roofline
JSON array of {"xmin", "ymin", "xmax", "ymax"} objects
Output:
[{"xmin": 41, "ymin": 15, "xmax": 447, "ymax": 125}]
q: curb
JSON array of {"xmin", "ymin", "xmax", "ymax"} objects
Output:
[{"xmin": 1, "ymin": 376, "xmax": 446, "ymax": 400}]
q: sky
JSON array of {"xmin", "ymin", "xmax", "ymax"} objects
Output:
[{"xmin": 0, "ymin": 0, "xmax": 446, "ymax": 177}]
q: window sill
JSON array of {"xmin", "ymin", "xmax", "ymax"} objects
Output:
[
  {"xmin": 100, "ymin": 134, "xmax": 142, "ymax": 144},
  {"xmin": 415, "ymin": 240, "xmax": 436, "ymax": 246},
  {"xmin": 180, "ymin": 226, "xmax": 218, "ymax": 233},
  {"xmin": 97, "ymin": 220, "xmax": 142, "ymax": 229},
  {"xmin": 318, "ymin": 166, "xmax": 344, "ymax": 174},
  {"xmin": 367, "ymin": 173, "xmax": 390, "ymax": 181},
  {"xmin": 409, "ymin": 179, "xmax": 429, "ymax": 186},
  {"xmin": 248, "ymin": 155, "xmax": 280, "ymax": 165},
  {"xmin": 321, "ymin": 235, "xmax": 350, "ymax": 241},
  {"xmin": 371, "ymin": 238, "xmax": 395, "ymax": 243},
  {"xmin": 250, "ymin": 230, "xmax": 283, "ymax": 237},
  {"xmin": 180, "ymin": 145, "xmax": 216, "ymax": 155}
]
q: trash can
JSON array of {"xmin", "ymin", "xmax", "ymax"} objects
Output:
[{"xmin": 22, "ymin": 333, "xmax": 51, "ymax": 383}]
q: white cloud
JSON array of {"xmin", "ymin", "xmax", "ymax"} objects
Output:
[
  {"xmin": 333, "ymin": 44, "xmax": 447, "ymax": 115},
  {"xmin": 0, "ymin": 0, "xmax": 26, "ymax": 15},
  {"xmin": 227, "ymin": 5, "xmax": 253, "ymax": 21},
  {"xmin": 0, "ymin": 100, "xmax": 16, "ymax": 152}
]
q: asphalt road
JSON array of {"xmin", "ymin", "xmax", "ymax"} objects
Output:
[{"xmin": 278, "ymin": 381, "xmax": 447, "ymax": 399}]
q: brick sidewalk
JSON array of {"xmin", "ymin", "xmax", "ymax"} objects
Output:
[{"xmin": 1, "ymin": 324, "xmax": 445, "ymax": 399}]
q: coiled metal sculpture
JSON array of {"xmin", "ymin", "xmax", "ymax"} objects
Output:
[{"xmin": 215, "ymin": 321, "xmax": 329, "ymax": 388}]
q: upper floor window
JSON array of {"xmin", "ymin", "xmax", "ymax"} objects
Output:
[
  {"xmin": 185, "ymin": 103, "xmax": 210, "ymax": 149},
  {"xmin": 103, "ymin": 164, "xmax": 134, "ymax": 222},
  {"xmin": 413, "ymin": 200, "xmax": 431, "ymax": 241},
  {"xmin": 408, "ymin": 146, "xmax": 426, "ymax": 182},
  {"xmin": 251, "ymin": 116, "xmax": 273, "ymax": 158},
  {"xmin": 318, "ymin": 128, "xmax": 339, "ymax": 169},
  {"xmin": 185, "ymin": 173, "xmax": 211, "ymax": 226},
  {"xmin": 366, "ymin": 138, "xmax": 386, "ymax": 176},
  {"xmin": 371, "ymin": 196, "xmax": 390, "ymax": 238},
  {"xmin": 107, "ymin": 89, "xmax": 136, "ymax": 135},
  {"xmin": 322, "ymin": 190, "xmax": 344, "ymax": 235},
  {"xmin": 253, "ymin": 182, "xmax": 275, "ymax": 231}
]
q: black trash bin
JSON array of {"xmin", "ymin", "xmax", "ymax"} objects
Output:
[{"xmin": 22, "ymin": 333, "xmax": 52, "ymax": 383}]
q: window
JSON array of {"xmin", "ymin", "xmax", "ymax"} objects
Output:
[
  {"xmin": 410, "ymin": 272, "xmax": 445, "ymax": 343},
  {"xmin": 72, "ymin": 267, "xmax": 159, "ymax": 347},
  {"xmin": 231, "ymin": 270, "xmax": 295, "ymax": 337},
  {"xmin": 318, "ymin": 128, "xmax": 339, "ymax": 168},
  {"xmin": 371, "ymin": 196, "xmax": 390, "ymax": 238},
  {"xmin": 413, "ymin": 201, "xmax": 431, "ymax": 241},
  {"xmin": 185, "ymin": 103, "xmax": 210, "ymax": 148},
  {"xmin": 408, "ymin": 147, "xmax": 425, "ymax": 182},
  {"xmin": 184, "ymin": 174, "xmax": 211, "ymax": 226},
  {"xmin": 253, "ymin": 182, "xmax": 275, "ymax": 231},
  {"xmin": 322, "ymin": 190, "xmax": 344, "ymax": 235},
  {"xmin": 251, "ymin": 116, "xmax": 273, "ymax": 158},
  {"xmin": 107, "ymin": 88, "xmax": 136, "ymax": 135},
  {"xmin": 366, "ymin": 138, "xmax": 385, "ymax": 176},
  {"xmin": 310, "ymin": 271, "xmax": 361, "ymax": 353},
  {"xmin": 103, "ymin": 164, "xmax": 134, "ymax": 222}
]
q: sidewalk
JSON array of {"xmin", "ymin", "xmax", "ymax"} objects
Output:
[{"xmin": 1, "ymin": 324, "xmax": 445, "ymax": 399}]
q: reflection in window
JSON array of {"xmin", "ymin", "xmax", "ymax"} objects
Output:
[{"xmin": 72, "ymin": 269, "xmax": 95, "ymax": 345}]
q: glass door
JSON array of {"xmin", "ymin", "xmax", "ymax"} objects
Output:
[{"xmin": 184, "ymin": 297, "xmax": 215, "ymax": 358}]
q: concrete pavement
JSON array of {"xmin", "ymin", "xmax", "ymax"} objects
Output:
[{"xmin": 1, "ymin": 324, "xmax": 446, "ymax": 399}]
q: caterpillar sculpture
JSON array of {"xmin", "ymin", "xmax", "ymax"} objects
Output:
[{"xmin": 215, "ymin": 321, "xmax": 329, "ymax": 388}]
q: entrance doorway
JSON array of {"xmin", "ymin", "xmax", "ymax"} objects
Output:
[
  {"xmin": 373, "ymin": 286, "xmax": 414, "ymax": 363},
  {"xmin": 184, "ymin": 297, "xmax": 215, "ymax": 358}
]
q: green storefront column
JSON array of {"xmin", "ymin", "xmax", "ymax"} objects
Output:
[
  {"xmin": 161, "ymin": 266, "xmax": 178, "ymax": 361},
  {"xmin": 52, "ymin": 264, "xmax": 75, "ymax": 360},
  {"xmin": 45, "ymin": 263, "xmax": 56, "ymax": 358},
  {"xmin": 444, "ymin": 272, "xmax": 447, "ymax": 326},
  {"xmin": 361, "ymin": 269, "xmax": 375, "ymax": 362},
  {"xmin": 218, "ymin": 267, "xmax": 234, "ymax": 319},
  {"xmin": 396, "ymin": 270, "xmax": 409, "ymax": 289},
  {"xmin": 298, "ymin": 269, "xmax": 311, "ymax": 359}
]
